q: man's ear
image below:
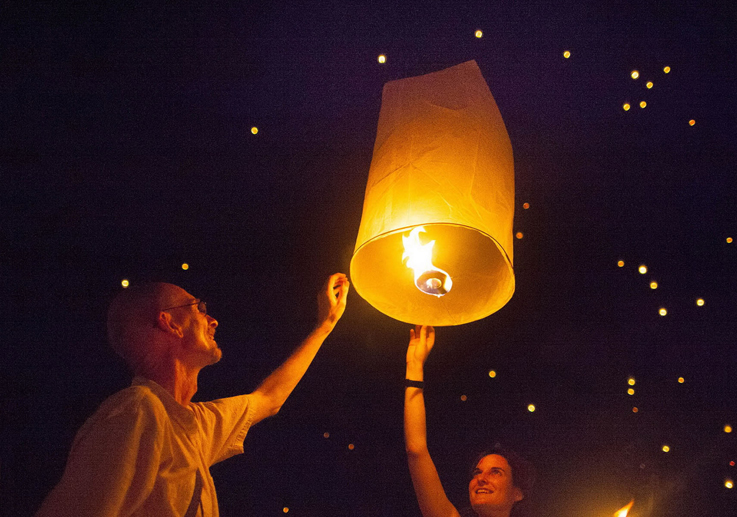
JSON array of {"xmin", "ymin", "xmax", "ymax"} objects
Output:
[
  {"xmin": 156, "ymin": 311, "xmax": 184, "ymax": 338},
  {"xmin": 513, "ymin": 486, "xmax": 524, "ymax": 503}
]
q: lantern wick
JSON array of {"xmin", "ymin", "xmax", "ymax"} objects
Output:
[{"xmin": 417, "ymin": 270, "xmax": 451, "ymax": 297}]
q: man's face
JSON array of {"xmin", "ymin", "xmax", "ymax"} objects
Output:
[
  {"xmin": 165, "ymin": 287, "xmax": 221, "ymax": 366},
  {"xmin": 468, "ymin": 454, "xmax": 523, "ymax": 514}
]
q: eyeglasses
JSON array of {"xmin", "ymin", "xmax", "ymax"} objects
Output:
[{"xmin": 162, "ymin": 300, "xmax": 207, "ymax": 315}]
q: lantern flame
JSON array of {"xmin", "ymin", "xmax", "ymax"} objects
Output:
[
  {"xmin": 402, "ymin": 226, "xmax": 453, "ymax": 296},
  {"xmin": 614, "ymin": 499, "xmax": 634, "ymax": 517}
]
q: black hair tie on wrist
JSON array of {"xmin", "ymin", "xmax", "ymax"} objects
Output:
[{"xmin": 405, "ymin": 379, "xmax": 425, "ymax": 389}]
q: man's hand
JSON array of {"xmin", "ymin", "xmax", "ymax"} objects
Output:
[
  {"xmin": 316, "ymin": 273, "xmax": 349, "ymax": 332},
  {"xmin": 406, "ymin": 325, "xmax": 435, "ymax": 380}
]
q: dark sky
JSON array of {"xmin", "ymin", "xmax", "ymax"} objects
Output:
[{"xmin": 2, "ymin": 1, "xmax": 736, "ymax": 516}]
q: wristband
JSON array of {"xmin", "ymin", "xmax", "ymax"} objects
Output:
[{"xmin": 405, "ymin": 379, "xmax": 425, "ymax": 389}]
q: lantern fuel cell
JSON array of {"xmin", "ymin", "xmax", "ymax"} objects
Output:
[{"xmin": 350, "ymin": 61, "xmax": 515, "ymax": 326}]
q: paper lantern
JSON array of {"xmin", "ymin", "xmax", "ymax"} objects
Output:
[{"xmin": 350, "ymin": 61, "xmax": 515, "ymax": 326}]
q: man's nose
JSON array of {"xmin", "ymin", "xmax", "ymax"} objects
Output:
[{"xmin": 207, "ymin": 315, "xmax": 218, "ymax": 328}]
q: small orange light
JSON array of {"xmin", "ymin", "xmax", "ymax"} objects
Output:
[
  {"xmin": 617, "ymin": 260, "xmax": 625, "ymax": 267},
  {"xmin": 515, "ymin": 232, "xmax": 524, "ymax": 239},
  {"xmin": 623, "ymin": 103, "xmax": 631, "ymax": 111},
  {"xmin": 527, "ymin": 404, "xmax": 536, "ymax": 413},
  {"xmin": 663, "ymin": 66, "xmax": 671, "ymax": 73},
  {"xmin": 639, "ymin": 101, "xmax": 647, "ymax": 108},
  {"xmin": 460, "ymin": 395, "xmax": 468, "ymax": 402},
  {"xmin": 726, "ymin": 479, "xmax": 734, "ymax": 489},
  {"xmin": 181, "ymin": 263, "xmax": 189, "ymax": 270},
  {"xmin": 659, "ymin": 307, "xmax": 667, "ymax": 316},
  {"xmin": 730, "ymin": 461, "xmax": 735, "ymax": 467},
  {"xmin": 650, "ymin": 281, "xmax": 658, "ymax": 289},
  {"xmin": 323, "ymin": 432, "xmax": 330, "ymax": 439},
  {"xmin": 632, "ymin": 407, "xmax": 639, "ymax": 413},
  {"xmin": 121, "ymin": 279, "xmax": 130, "ymax": 288},
  {"xmin": 678, "ymin": 377, "xmax": 685, "ymax": 384},
  {"xmin": 662, "ymin": 445, "xmax": 670, "ymax": 452},
  {"xmin": 251, "ymin": 127, "xmax": 258, "ymax": 135},
  {"xmin": 638, "ymin": 265, "xmax": 647, "ymax": 274},
  {"xmin": 689, "ymin": 119, "xmax": 696, "ymax": 126},
  {"xmin": 727, "ymin": 237, "xmax": 733, "ymax": 243},
  {"xmin": 628, "ymin": 377, "xmax": 636, "ymax": 386},
  {"xmin": 377, "ymin": 54, "xmax": 386, "ymax": 64},
  {"xmin": 488, "ymin": 370, "xmax": 497, "ymax": 378},
  {"xmin": 563, "ymin": 50, "xmax": 571, "ymax": 59},
  {"xmin": 696, "ymin": 298, "xmax": 705, "ymax": 306},
  {"xmin": 631, "ymin": 70, "xmax": 640, "ymax": 79},
  {"xmin": 475, "ymin": 29, "xmax": 483, "ymax": 38},
  {"xmin": 523, "ymin": 202, "xmax": 530, "ymax": 209},
  {"xmin": 627, "ymin": 388, "xmax": 635, "ymax": 395},
  {"xmin": 283, "ymin": 508, "xmax": 289, "ymax": 514},
  {"xmin": 348, "ymin": 443, "xmax": 355, "ymax": 450},
  {"xmin": 725, "ymin": 425, "xmax": 733, "ymax": 434},
  {"xmin": 646, "ymin": 81, "xmax": 654, "ymax": 89}
]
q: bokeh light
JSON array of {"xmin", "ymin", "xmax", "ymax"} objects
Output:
[
  {"xmin": 348, "ymin": 443, "xmax": 355, "ymax": 450},
  {"xmin": 689, "ymin": 119, "xmax": 696, "ymax": 126},
  {"xmin": 377, "ymin": 54, "xmax": 386, "ymax": 64},
  {"xmin": 527, "ymin": 404, "xmax": 536, "ymax": 413},
  {"xmin": 181, "ymin": 263, "xmax": 189, "ymax": 270},
  {"xmin": 628, "ymin": 377, "xmax": 636, "ymax": 386},
  {"xmin": 663, "ymin": 66, "xmax": 671, "ymax": 73},
  {"xmin": 631, "ymin": 70, "xmax": 639, "ymax": 79},
  {"xmin": 726, "ymin": 479, "xmax": 734, "ymax": 489},
  {"xmin": 516, "ymin": 232, "xmax": 524, "ymax": 239},
  {"xmin": 283, "ymin": 507, "xmax": 289, "ymax": 514},
  {"xmin": 627, "ymin": 388, "xmax": 635, "ymax": 395},
  {"xmin": 563, "ymin": 50, "xmax": 571, "ymax": 59},
  {"xmin": 678, "ymin": 377, "xmax": 685, "ymax": 384},
  {"xmin": 523, "ymin": 202, "xmax": 530, "ymax": 209},
  {"xmin": 617, "ymin": 260, "xmax": 625, "ymax": 267},
  {"xmin": 646, "ymin": 81, "xmax": 654, "ymax": 89},
  {"xmin": 121, "ymin": 279, "xmax": 130, "ymax": 288},
  {"xmin": 662, "ymin": 445, "xmax": 670, "ymax": 452},
  {"xmin": 632, "ymin": 407, "xmax": 639, "ymax": 413},
  {"xmin": 650, "ymin": 281, "xmax": 658, "ymax": 289},
  {"xmin": 639, "ymin": 101, "xmax": 647, "ymax": 108},
  {"xmin": 460, "ymin": 394, "xmax": 468, "ymax": 402},
  {"xmin": 725, "ymin": 424, "xmax": 733, "ymax": 434},
  {"xmin": 251, "ymin": 127, "xmax": 258, "ymax": 135},
  {"xmin": 323, "ymin": 432, "xmax": 330, "ymax": 439},
  {"xmin": 659, "ymin": 307, "xmax": 668, "ymax": 316},
  {"xmin": 696, "ymin": 298, "xmax": 705, "ymax": 306},
  {"xmin": 475, "ymin": 29, "xmax": 483, "ymax": 38},
  {"xmin": 623, "ymin": 103, "xmax": 631, "ymax": 111},
  {"xmin": 639, "ymin": 265, "xmax": 647, "ymax": 274},
  {"xmin": 727, "ymin": 237, "xmax": 733, "ymax": 243},
  {"xmin": 488, "ymin": 370, "xmax": 497, "ymax": 378}
]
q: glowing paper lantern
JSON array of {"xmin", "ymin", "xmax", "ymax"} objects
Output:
[{"xmin": 350, "ymin": 61, "xmax": 515, "ymax": 326}]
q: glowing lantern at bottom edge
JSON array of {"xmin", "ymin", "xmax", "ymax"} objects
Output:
[
  {"xmin": 614, "ymin": 499, "xmax": 634, "ymax": 517},
  {"xmin": 350, "ymin": 61, "xmax": 515, "ymax": 327}
]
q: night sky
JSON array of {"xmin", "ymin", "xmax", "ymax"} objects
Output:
[{"xmin": 2, "ymin": 2, "xmax": 736, "ymax": 516}]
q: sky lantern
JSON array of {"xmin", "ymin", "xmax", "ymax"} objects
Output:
[
  {"xmin": 350, "ymin": 61, "xmax": 515, "ymax": 326},
  {"xmin": 614, "ymin": 499, "xmax": 634, "ymax": 516}
]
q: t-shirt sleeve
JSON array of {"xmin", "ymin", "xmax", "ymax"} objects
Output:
[
  {"xmin": 36, "ymin": 390, "xmax": 165, "ymax": 517},
  {"xmin": 190, "ymin": 394, "xmax": 259, "ymax": 466}
]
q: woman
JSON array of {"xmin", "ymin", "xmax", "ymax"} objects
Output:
[{"xmin": 404, "ymin": 325, "xmax": 534, "ymax": 517}]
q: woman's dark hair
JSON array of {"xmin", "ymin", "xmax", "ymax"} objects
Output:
[{"xmin": 469, "ymin": 445, "xmax": 536, "ymax": 496}]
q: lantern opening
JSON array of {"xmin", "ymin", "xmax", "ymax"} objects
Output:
[{"xmin": 402, "ymin": 227, "xmax": 453, "ymax": 297}]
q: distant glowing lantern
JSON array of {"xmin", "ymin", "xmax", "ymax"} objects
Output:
[
  {"xmin": 663, "ymin": 66, "xmax": 671, "ymax": 73},
  {"xmin": 696, "ymin": 298, "xmax": 705, "ymax": 306},
  {"xmin": 678, "ymin": 377, "xmax": 685, "ymax": 383},
  {"xmin": 515, "ymin": 232, "xmax": 524, "ymax": 239},
  {"xmin": 632, "ymin": 407, "xmax": 639, "ymax": 413},
  {"xmin": 377, "ymin": 54, "xmax": 386, "ymax": 64},
  {"xmin": 725, "ymin": 424, "xmax": 733, "ymax": 434},
  {"xmin": 461, "ymin": 394, "xmax": 468, "ymax": 401},
  {"xmin": 563, "ymin": 50, "xmax": 571, "ymax": 59},
  {"xmin": 350, "ymin": 61, "xmax": 515, "ymax": 326},
  {"xmin": 489, "ymin": 370, "xmax": 497, "ymax": 378},
  {"xmin": 527, "ymin": 404, "xmax": 536, "ymax": 412},
  {"xmin": 323, "ymin": 432, "xmax": 330, "ymax": 438},
  {"xmin": 627, "ymin": 388, "xmax": 635, "ymax": 395},
  {"xmin": 639, "ymin": 101, "xmax": 647, "ymax": 108},
  {"xmin": 689, "ymin": 119, "xmax": 696, "ymax": 126},
  {"xmin": 181, "ymin": 263, "xmax": 189, "ymax": 270},
  {"xmin": 283, "ymin": 507, "xmax": 289, "ymax": 514},
  {"xmin": 650, "ymin": 281, "xmax": 658, "ymax": 289},
  {"xmin": 638, "ymin": 265, "xmax": 647, "ymax": 274},
  {"xmin": 726, "ymin": 479, "xmax": 734, "ymax": 489},
  {"xmin": 121, "ymin": 279, "xmax": 130, "ymax": 288},
  {"xmin": 348, "ymin": 443, "xmax": 355, "ymax": 450},
  {"xmin": 646, "ymin": 81, "xmax": 654, "ymax": 89},
  {"xmin": 617, "ymin": 260, "xmax": 625, "ymax": 267},
  {"xmin": 659, "ymin": 307, "xmax": 667, "ymax": 316},
  {"xmin": 614, "ymin": 499, "xmax": 634, "ymax": 517},
  {"xmin": 631, "ymin": 70, "xmax": 639, "ymax": 79},
  {"xmin": 623, "ymin": 103, "xmax": 631, "ymax": 111},
  {"xmin": 728, "ymin": 237, "xmax": 733, "ymax": 243},
  {"xmin": 628, "ymin": 377, "xmax": 636, "ymax": 386},
  {"xmin": 251, "ymin": 126, "xmax": 258, "ymax": 135},
  {"xmin": 523, "ymin": 202, "xmax": 530, "ymax": 209},
  {"xmin": 475, "ymin": 29, "xmax": 483, "ymax": 38},
  {"xmin": 662, "ymin": 445, "xmax": 670, "ymax": 452}
]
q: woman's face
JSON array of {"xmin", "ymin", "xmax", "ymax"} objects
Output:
[{"xmin": 468, "ymin": 454, "xmax": 523, "ymax": 514}]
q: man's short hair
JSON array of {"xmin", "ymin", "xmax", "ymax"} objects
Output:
[{"xmin": 107, "ymin": 283, "xmax": 173, "ymax": 371}]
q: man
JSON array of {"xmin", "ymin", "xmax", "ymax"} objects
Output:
[{"xmin": 36, "ymin": 272, "xmax": 349, "ymax": 516}]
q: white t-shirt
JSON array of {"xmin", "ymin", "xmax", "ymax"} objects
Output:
[{"xmin": 37, "ymin": 377, "xmax": 258, "ymax": 517}]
